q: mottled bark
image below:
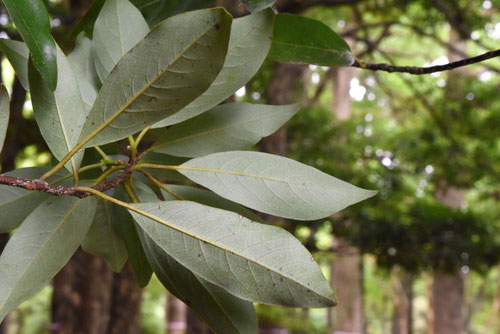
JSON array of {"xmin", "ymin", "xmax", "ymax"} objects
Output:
[{"xmin": 166, "ymin": 294, "xmax": 187, "ymax": 334}]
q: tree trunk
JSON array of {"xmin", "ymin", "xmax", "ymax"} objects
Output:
[
  {"xmin": 107, "ymin": 263, "xmax": 143, "ymax": 334},
  {"xmin": 259, "ymin": 62, "xmax": 307, "ymax": 156},
  {"xmin": 328, "ymin": 34, "xmax": 364, "ymax": 333},
  {"xmin": 329, "ymin": 239, "xmax": 364, "ymax": 333},
  {"xmin": 166, "ymin": 294, "xmax": 187, "ymax": 334},
  {"xmin": 51, "ymin": 251, "xmax": 142, "ymax": 334},
  {"xmin": 427, "ymin": 27, "xmax": 467, "ymax": 334},
  {"xmin": 51, "ymin": 249, "xmax": 113, "ymax": 334},
  {"xmin": 431, "ymin": 272, "xmax": 464, "ymax": 334},
  {"xmin": 391, "ymin": 268, "xmax": 414, "ymax": 334}
]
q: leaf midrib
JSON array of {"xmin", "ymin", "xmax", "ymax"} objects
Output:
[
  {"xmin": 273, "ymin": 40, "xmax": 350, "ymax": 56},
  {"xmin": 83, "ymin": 13, "xmax": 226, "ymax": 146},
  {"xmin": 133, "ymin": 202, "xmax": 331, "ymax": 303}
]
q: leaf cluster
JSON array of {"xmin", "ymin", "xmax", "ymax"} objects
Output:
[{"xmin": 0, "ymin": 0, "xmax": 375, "ymax": 332}]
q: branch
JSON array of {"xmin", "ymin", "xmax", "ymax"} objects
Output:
[
  {"xmin": 0, "ymin": 159, "xmax": 137, "ymax": 198},
  {"xmin": 353, "ymin": 49, "xmax": 500, "ymax": 75}
]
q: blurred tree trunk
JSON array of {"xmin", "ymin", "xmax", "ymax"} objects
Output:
[
  {"xmin": 166, "ymin": 294, "xmax": 187, "ymax": 334},
  {"xmin": 260, "ymin": 62, "xmax": 307, "ymax": 155},
  {"xmin": 51, "ymin": 251, "xmax": 142, "ymax": 334},
  {"xmin": 328, "ymin": 34, "xmax": 364, "ymax": 333},
  {"xmin": 391, "ymin": 268, "xmax": 414, "ymax": 334},
  {"xmin": 428, "ymin": 28, "xmax": 467, "ymax": 334},
  {"xmin": 108, "ymin": 264, "xmax": 143, "ymax": 334},
  {"xmin": 51, "ymin": 249, "xmax": 113, "ymax": 334}
]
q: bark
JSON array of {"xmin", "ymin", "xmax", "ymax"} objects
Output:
[
  {"xmin": 166, "ymin": 294, "xmax": 187, "ymax": 334},
  {"xmin": 51, "ymin": 249, "xmax": 113, "ymax": 334}
]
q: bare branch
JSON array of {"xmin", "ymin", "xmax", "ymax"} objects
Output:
[{"xmin": 353, "ymin": 49, "xmax": 500, "ymax": 75}]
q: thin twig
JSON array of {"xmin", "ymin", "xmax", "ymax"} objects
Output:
[{"xmin": 353, "ymin": 49, "xmax": 500, "ymax": 74}]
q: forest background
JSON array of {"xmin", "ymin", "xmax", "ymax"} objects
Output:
[{"xmin": 0, "ymin": 0, "xmax": 499, "ymax": 333}]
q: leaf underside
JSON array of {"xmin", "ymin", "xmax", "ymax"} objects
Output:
[{"xmin": 130, "ymin": 201, "xmax": 336, "ymax": 307}]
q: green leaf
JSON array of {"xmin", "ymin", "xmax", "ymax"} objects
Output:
[
  {"xmin": 0, "ymin": 167, "xmax": 69, "ymax": 233},
  {"xmin": 79, "ymin": 8, "xmax": 232, "ymax": 148},
  {"xmin": 179, "ymin": 151, "xmax": 377, "ymax": 220},
  {"xmin": 131, "ymin": 0, "xmax": 212, "ymax": 28},
  {"xmin": 67, "ymin": 33, "xmax": 99, "ymax": 111},
  {"xmin": 0, "ymin": 85, "xmax": 9, "ymax": 155},
  {"xmin": 82, "ymin": 198, "xmax": 128, "ymax": 272},
  {"xmin": 242, "ymin": 0, "xmax": 276, "ymax": 12},
  {"xmin": 0, "ymin": 39, "xmax": 29, "ymax": 91},
  {"xmin": 269, "ymin": 13, "xmax": 353, "ymax": 66},
  {"xmin": 139, "ymin": 230, "xmax": 257, "ymax": 334},
  {"xmin": 159, "ymin": 185, "xmax": 263, "ymax": 222},
  {"xmin": 155, "ymin": 8, "xmax": 274, "ymax": 127},
  {"xmin": 129, "ymin": 200, "xmax": 336, "ymax": 307},
  {"xmin": 92, "ymin": 0, "xmax": 150, "ymax": 83},
  {"xmin": 29, "ymin": 46, "xmax": 87, "ymax": 174},
  {"xmin": 111, "ymin": 186, "xmax": 152, "ymax": 287},
  {"xmin": 0, "ymin": 196, "xmax": 96, "ymax": 321},
  {"xmin": 71, "ymin": 0, "xmax": 105, "ymax": 38},
  {"xmin": 3, "ymin": 0, "xmax": 58, "ymax": 90},
  {"xmin": 153, "ymin": 103, "xmax": 299, "ymax": 157}
]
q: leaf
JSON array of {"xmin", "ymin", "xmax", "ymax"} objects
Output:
[
  {"xmin": 139, "ymin": 230, "xmax": 257, "ymax": 334},
  {"xmin": 160, "ymin": 184, "xmax": 263, "ymax": 223},
  {"xmin": 130, "ymin": 201, "xmax": 335, "ymax": 307},
  {"xmin": 155, "ymin": 8, "xmax": 275, "ymax": 127},
  {"xmin": 79, "ymin": 8, "xmax": 232, "ymax": 148},
  {"xmin": 179, "ymin": 151, "xmax": 377, "ymax": 220},
  {"xmin": 82, "ymin": 197, "xmax": 128, "ymax": 272},
  {"xmin": 71, "ymin": 0, "xmax": 105, "ymax": 38},
  {"xmin": 0, "ymin": 196, "xmax": 96, "ymax": 322},
  {"xmin": 0, "ymin": 167, "xmax": 69, "ymax": 233},
  {"xmin": 131, "ymin": 0, "xmax": 212, "ymax": 28},
  {"xmin": 29, "ymin": 46, "xmax": 87, "ymax": 174},
  {"xmin": 0, "ymin": 39, "xmax": 29, "ymax": 91},
  {"xmin": 0, "ymin": 85, "xmax": 9, "ymax": 155},
  {"xmin": 242, "ymin": 0, "xmax": 276, "ymax": 12},
  {"xmin": 153, "ymin": 103, "xmax": 299, "ymax": 157},
  {"xmin": 269, "ymin": 13, "xmax": 354, "ymax": 66},
  {"xmin": 92, "ymin": 0, "xmax": 150, "ymax": 83},
  {"xmin": 111, "ymin": 186, "xmax": 152, "ymax": 286},
  {"xmin": 67, "ymin": 33, "xmax": 99, "ymax": 111},
  {"xmin": 3, "ymin": 0, "xmax": 58, "ymax": 90}
]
